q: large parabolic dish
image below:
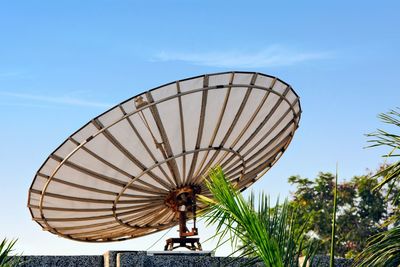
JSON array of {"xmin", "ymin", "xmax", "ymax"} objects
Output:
[{"xmin": 28, "ymin": 71, "xmax": 301, "ymax": 243}]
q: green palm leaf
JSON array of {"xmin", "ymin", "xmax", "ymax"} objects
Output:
[
  {"xmin": 198, "ymin": 167, "xmax": 317, "ymax": 267},
  {"xmin": 0, "ymin": 238, "xmax": 20, "ymax": 267},
  {"xmin": 366, "ymin": 108, "xmax": 400, "ymax": 194},
  {"xmin": 353, "ymin": 225, "xmax": 400, "ymax": 266},
  {"xmin": 355, "ymin": 108, "xmax": 400, "ymax": 266}
]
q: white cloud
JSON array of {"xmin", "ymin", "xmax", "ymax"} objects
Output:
[
  {"xmin": 0, "ymin": 92, "xmax": 112, "ymax": 108},
  {"xmin": 152, "ymin": 45, "xmax": 331, "ymax": 68}
]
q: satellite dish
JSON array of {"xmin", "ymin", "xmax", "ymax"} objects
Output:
[{"xmin": 28, "ymin": 71, "xmax": 301, "ymax": 250}]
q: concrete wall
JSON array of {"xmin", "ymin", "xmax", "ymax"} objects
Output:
[
  {"xmin": 117, "ymin": 252, "xmax": 263, "ymax": 267},
  {"xmin": 311, "ymin": 255, "xmax": 353, "ymax": 267},
  {"xmin": 17, "ymin": 251, "xmax": 353, "ymax": 267},
  {"xmin": 18, "ymin": 255, "xmax": 103, "ymax": 267}
]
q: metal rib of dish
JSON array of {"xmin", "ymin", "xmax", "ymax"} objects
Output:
[{"xmin": 28, "ymin": 71, "xmax": 301, "ymax": 242}]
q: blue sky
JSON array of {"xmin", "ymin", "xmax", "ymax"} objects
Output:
[{"xmin": 1, "ymin": 0, "xmax": 400, "ymax": 255}]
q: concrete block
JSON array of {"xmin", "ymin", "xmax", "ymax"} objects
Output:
[{"xmin": 18, "ymin": 255, "xmax": 103, "ymax": 267}]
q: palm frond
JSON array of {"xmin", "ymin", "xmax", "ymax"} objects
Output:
[
  {"xmin": 353, "ymin": 225, "xmax": 400, "ymax": 266},
  {"xmin": 0, "ymin": 238, "xmax": 20, "ymax": 267},
  {"xmin": 199, "ymin": 166, "xmax": 317, "ymax": 267},
  {"xmin": 366, "ymin": 108, "xmax": 400, "ymax": 199},
  {"xmin": 356, "ymin": 108, "xmax": 400, "ymax": 266}
]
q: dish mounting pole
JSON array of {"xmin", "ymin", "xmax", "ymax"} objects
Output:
[{"xmin": 164, "ymin": 185, "xmax": 202, "ymax": 251}]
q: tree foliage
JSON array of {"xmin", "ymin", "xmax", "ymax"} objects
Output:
[{"xmin": 288, "ymin": 171, "xmax": 397, "ymax": 258}]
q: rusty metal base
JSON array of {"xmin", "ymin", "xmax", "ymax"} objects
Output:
[{"xmin": 164, "ymin": 237, "xmax": 202, "ymax": 251}]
